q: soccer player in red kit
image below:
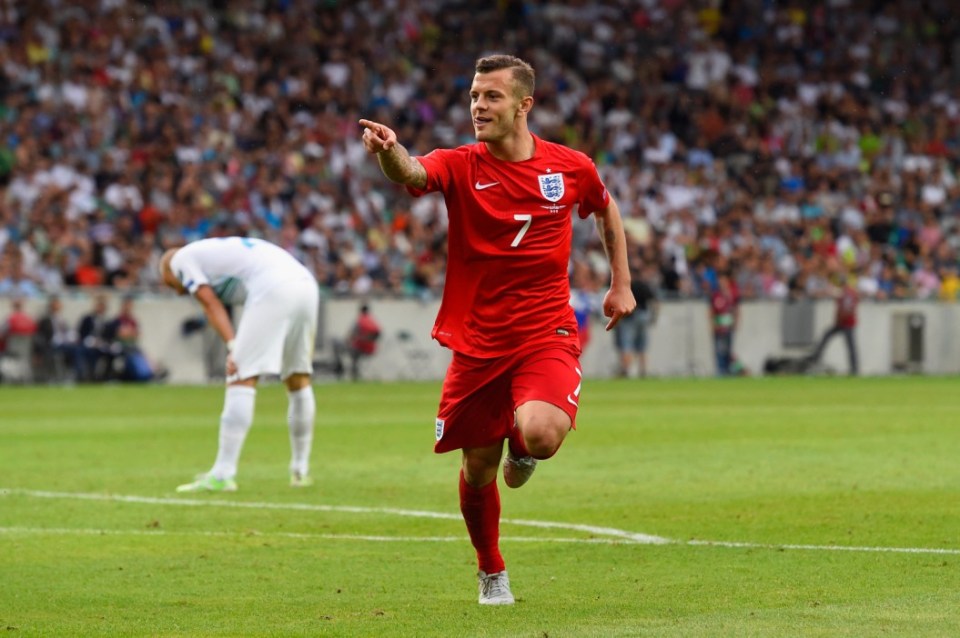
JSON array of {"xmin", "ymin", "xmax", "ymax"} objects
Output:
[{"xmin": 360, "ymin": 54, "xmax": 635, "ymax": 605}]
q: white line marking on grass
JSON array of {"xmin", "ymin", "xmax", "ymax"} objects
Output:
[
  {"xmin": 686, "ymin": 539, "xmax": 960, "ymax": 555},
  {"xmin": 3, "ymin": 488, "xmax": 958, "ymax": 555},
  {"xmin": 0, "ymin": 488, "xmax": 669, "ymax": 545},
  {"xmin": 0, "ymin": 526, "xmax": 629, "ymax": 545}
]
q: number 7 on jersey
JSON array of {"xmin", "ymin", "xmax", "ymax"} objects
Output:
[{"xmin": 511, "ymin": 214, "xmax": 532, "ymax": 247}]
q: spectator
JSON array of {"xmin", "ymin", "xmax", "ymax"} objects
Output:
[
  {"xmin": 105, "ymin": 295, "xmax": 162, "ymax": 382},
  {"xmin": 0, "ymin": 250, "xmax": 41, "ymax": 298},
  {"xmin": 805, "ymin": 273, "xmax": 860, "ymax": 376},
  {"xmin": 33, "ymin": 295, "xmax": 78, "ymax": 383},
  {"xmin": 76, "ymin": 294, "xmax": 113, "ymax": 382},
  {"xmin": 939, "ymin": 265, "xmax": 960, "ymax": 301},
  {"xmin": 614, "ymin": 259, "xmax": 660, "ymax": 378},
  {"xmin": 1, "ymin": 297, "xmax": 38, "ymax": 348},
  {"xmin": 0, "ymin": 297, "xmax": 37, "ymax": 382},
  {"xmin": 334, "ymin": 302, "xmax": 382, "ymax": 381},
  {"xmin": 709, "ymin": 271, "xmax": 740, "ymax": 376},
  {"xmin": 569, "ymin": 260, "xmax": 601, "ymax": 351}
]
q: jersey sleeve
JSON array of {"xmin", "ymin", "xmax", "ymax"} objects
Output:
[
  {"xmin": 169, "ymin": 249, "xmax": 209, "ymax": 296},
  {"xmin": 406, "ymin": 148, "xmax": 456, "ymax": 198},
  {"xmin": 576, "ymin": 160, "xmax": 610, "ymax": 219}
]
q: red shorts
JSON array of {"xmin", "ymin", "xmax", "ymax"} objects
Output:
[{"xmin": 434, "ymin": 344, "xmax": 582, "ymax": 454}]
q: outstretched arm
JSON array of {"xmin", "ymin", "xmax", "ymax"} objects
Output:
[
  {"xmin": 359, "ymin": 119, "xmax": 427, "ymax": 190},
  {"xmin": 594, "ymin": 196, "xmax": 636, "ymax": 330}
]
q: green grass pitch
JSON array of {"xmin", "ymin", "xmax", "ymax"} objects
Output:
[{"xmin": 1, "ymin": 377, "xmax": 958, "ymax": 637}]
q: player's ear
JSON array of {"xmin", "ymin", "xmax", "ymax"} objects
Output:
[{"xmin": 517, "ymin": 95, "xmax": 534, "ymax": 115}]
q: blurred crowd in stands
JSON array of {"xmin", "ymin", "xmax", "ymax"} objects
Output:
[{"xmin": 2, "ymin": 0, "xmax": 960, "ymax": 309}]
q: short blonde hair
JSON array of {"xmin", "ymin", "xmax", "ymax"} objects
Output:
[{"xmin": 158, "ymin": 248, "xmax": 180, "ymax": 285}]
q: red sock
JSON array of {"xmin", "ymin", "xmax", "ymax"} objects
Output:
[
  {"xmin": 507, "ymin": 424, "xmax": 530, "ymax": 459},
  {"xmin": 459, "ymin": 470, "xmax": 505, "ymax": 574}
]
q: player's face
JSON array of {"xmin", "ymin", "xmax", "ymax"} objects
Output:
[{"xmin": 470, "ymin": 69, "xmax": 527, "ymax": 142}]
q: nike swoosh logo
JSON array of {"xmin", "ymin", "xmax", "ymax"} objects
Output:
[
  {"xmin": 567, "ymin": 366, "xmax": 582, "ymax": 407},
  {"xmin": 475, "ymin": 181, "xmax": 500, "ymax": 190}
]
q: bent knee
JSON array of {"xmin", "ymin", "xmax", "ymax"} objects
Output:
[{"xmin": 518, "ymin": 415, "xmax": 570, "ymax": 460}]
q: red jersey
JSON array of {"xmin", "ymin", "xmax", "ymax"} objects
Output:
[
  {"xmin": 409, "ymin": 135, "xmax": 609, "ymax": 357},
  {"xmin": 350, "ymin": 314, "xmax": 381, "ymax": 355},
  {"xmin": 5, "ymin": 311, "xmax": 37, "ymax": 337},
  {"xmin": 835, "ymin": 286, "xmax": 858, "ymax": 328},
  {"xmin": 710, "ymin": 289, "xmax": 737, "ymax": 334}
]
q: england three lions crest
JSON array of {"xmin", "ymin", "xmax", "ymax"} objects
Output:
[{"xmin": 538, "ymin": 173, "xmax": 565, "ymax": 202}]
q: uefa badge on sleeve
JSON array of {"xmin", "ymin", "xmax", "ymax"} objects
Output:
[{"xmin": 435, "ymin": 418, "xmax": 445, "ymax": 441}]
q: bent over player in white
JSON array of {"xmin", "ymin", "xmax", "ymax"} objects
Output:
[{"xmin": 159, "ymin": 237, "xmax": 320, "ymax": 492}]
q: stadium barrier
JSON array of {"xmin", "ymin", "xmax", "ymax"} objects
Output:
[{"xmin": 5, "ymin": 293, "xmax": 960, "ymax": 383}]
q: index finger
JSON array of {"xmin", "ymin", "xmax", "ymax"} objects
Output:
[{"xmin": 358, "ymin": 119, "xmax": 380, "ymax": 132}]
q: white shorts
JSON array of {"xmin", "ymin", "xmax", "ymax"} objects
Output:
[{"xmin": 233, "ymin": 278, "xmax": 319, "ymax": 380}]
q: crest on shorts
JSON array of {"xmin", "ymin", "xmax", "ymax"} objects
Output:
[
  {"xmin": 435, "ymin": 418, "xmax": 445, "ymax": 441},
  {"xmin": 538, "ymin": 173, "xmax": 565, "ymax": 202}
]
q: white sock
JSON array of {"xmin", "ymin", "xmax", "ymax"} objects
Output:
[
  {"xmin": 287, "ymin": 386, "xmax": 316, "ymax": 476},
  {"xmin": 210, "ymin": 385, "xmax": 256, "ymax": 480}
]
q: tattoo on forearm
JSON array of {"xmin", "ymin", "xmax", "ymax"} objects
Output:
[
  {"xmin": 603, "ymin": 226, "xmax": 618, "ymax": 256},
  {"xmin": 596, "ymin": 218, "xmax": 615, "ymax": 259},
  {"xmin": 410, "ymin": 160, "xmax": 427, "ymax": 188},
  {"xmin": 379, "ymin": 149, "xmax": 426, "ymax": 188}
]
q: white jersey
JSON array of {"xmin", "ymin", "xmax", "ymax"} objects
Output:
[
  {"xmin": 170, "ymin": 237, "xmax": 313, "ymax": 305},
  {"xmin": 172, "ymin": 237, "xmax": 319, "ymax": 379}
]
